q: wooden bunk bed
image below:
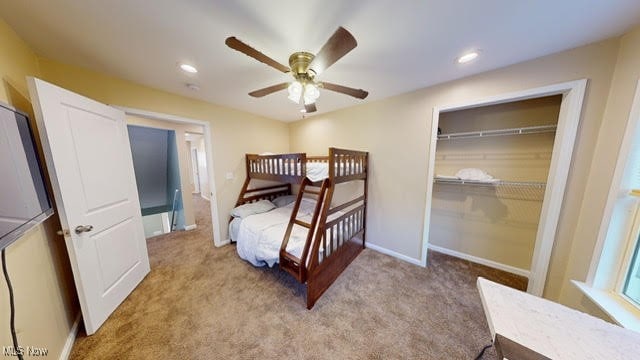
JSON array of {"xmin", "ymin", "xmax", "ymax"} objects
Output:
[{"xmin": 233, "ymin": 147, "xmax": 368, "ymax": 309}]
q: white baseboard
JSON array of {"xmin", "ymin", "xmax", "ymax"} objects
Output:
[
  {"xmin": 59, "ymin": 313, "xmax": 81, "ymax": 360},
  {"xmin": 427, "ymin": 244, "xmax": 530, "ymax": 278},
  {"xmin": 184, "ymin": 224, "xmax": 197, "ymax": 231},
  {"xmin": 216, "ymin": 239, "xmax": 231, "ymax": 247},
  {"xmin": 365, "ymin": 242, "xmax": 423, "ymax": 266}
]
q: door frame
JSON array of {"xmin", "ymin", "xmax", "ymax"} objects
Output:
[
  {"xmin": 114, "ymin": 106, "xmax": 224, "ymax": 247},
  {"xmin": 190, "ymin": 147, "xmax": 201, "ymax": 194},
  {"xmin": 422, "ymin": 79, "xmax": 587, "ymax": 296}
]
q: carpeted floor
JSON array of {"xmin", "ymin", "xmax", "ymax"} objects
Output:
[{"xmin": 69, "ymin": 195, "xmax": 526, "ymax": 359}]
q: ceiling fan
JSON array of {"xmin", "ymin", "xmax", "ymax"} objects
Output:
[{"xmin": 225, "ymin": 27, "xmax": 369, "ymax": 114}]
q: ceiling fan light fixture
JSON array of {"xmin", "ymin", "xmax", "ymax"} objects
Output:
[
  {"xmin": 226, "ymin": 26, "xmax": 368, "ymax": 113},
  {"xmin": 287, "ymin": 81, "xmax": 303, "ymax": 103},
  {"xmin": 303, "ymin": 83, "xmax": 320, "ymax": 105}
]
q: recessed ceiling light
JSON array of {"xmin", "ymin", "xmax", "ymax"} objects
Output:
[
  {"xmin": 457, "ymin": 51, "xmax": 479, "ymax": 64},
  {"xmin": 179, "ymin": 63, "xmax": 198, "ymax": 73}
]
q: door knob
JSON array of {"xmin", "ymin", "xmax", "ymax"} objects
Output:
[{"xmin": 75, "ymin": 225, "xmax": 94, "ymax": 234}]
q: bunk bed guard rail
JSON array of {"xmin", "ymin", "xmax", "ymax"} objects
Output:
[
  {"xmin": 245, "ymin": 148, "xmax": 367, "ymax": 184},
  {"xmin": 246, "ymin": 153, "xmax": 308, "ymax": 183}
]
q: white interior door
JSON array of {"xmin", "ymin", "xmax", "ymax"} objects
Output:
[{"xmin": 28, "ymin": 77, "xmax": 150, "ymax": 335}]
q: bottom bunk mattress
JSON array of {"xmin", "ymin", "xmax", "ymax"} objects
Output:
[{"xmin": 234, "ymin": 199, "xmax": 318, "ymax": 267}]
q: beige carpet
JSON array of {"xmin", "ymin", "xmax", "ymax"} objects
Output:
[{"xmin": 69, "ymin": 195, "xmax": 526, "ymax": 359}]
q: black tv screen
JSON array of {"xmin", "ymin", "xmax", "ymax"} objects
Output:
[{"xmin": 0, "ymin": 101, "xmax": 53, "ymax": 250}]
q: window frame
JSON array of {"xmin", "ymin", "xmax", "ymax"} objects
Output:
[
  {"xmin": 617, "ymin": 206, "xmax": 640, "ymax": 309},
  {"xmin": 575, "ymin": 79, "xmax": 640, "ymax": 331}
]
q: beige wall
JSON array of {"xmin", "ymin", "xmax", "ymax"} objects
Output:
[
  {"xmin": 431, "ymin": 97, "xmax": 561, "ymax": 270},
  {"xmin": 289, "ymin": 36, "xmax": 622, "ymax": 319},
  {"xmin": 126, "ymin": 115, "xmax": 202, "ymax": 228},
  {"xmin": 0, "ymin": 20, "xmax": 78, "ymax": 358},
  {"xmin": 37, "ymin": 58, "xmax": 290, "ymax": 241}
]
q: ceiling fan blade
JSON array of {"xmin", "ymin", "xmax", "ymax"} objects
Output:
[
  {"xmin": 248, "ymin": 83, "xmax": 289, "ymax": 97},
  {"xmin": 304, "ymin": 103, "xmax": 317, "ymax": 113},
  {"xmin": 225, "ymin": 36, "xmax": 290, "ymax": 73},
  {"xmin": 308, "ymin": 27, "xmax": 357, "ymax": 76},
  {"xmin": 320, "ymin": 82, "xmax": 368, "ymax": 99}
]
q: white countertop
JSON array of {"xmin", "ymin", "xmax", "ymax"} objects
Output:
[{"xmin": 477, "ymin": 277, "xmax": 640, "ymax": 360}]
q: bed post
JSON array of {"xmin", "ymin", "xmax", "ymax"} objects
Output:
[
  {"xmin": 328, "ymin": 147, "xmax": 336, "ymax": 180},
  {"xmin": 362, "ymin": 152, "xmax": 368, "ymax": 246}
]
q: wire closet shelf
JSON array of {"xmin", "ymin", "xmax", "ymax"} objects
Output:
[
  {"xmin": 433, "ymin": 178, "xmax": 546, "ymax": 187},
  {"xmin": 433, "ymin": 178, "xmax": 547, "ymax": 201},
  {"xmin": 437, "ymin": 124, "xmax": 557, "ymax": 140}
]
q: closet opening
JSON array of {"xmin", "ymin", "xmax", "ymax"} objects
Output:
[{"xmin": 422, "ymin": 80, "xmax": 587, "ymax": 296}]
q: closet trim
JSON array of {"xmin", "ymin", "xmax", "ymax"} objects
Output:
[{"xmin": 422, "ymin": 79, "xmax": 587, "ymax": 297}]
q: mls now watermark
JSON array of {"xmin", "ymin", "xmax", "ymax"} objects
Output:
[{"xmin": 3, "ymin": 346, "xmax": 49, "ymax": 357}]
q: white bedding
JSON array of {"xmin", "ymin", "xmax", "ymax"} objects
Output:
[
  {"xmin": 236, "ymin": 199, "xmax": 316, "ymax": 267},
  {"xmin": 235, "ymin": 198, "xmax": 345, "ymax": 267},
  {"xmin": 305, "ymin": 162, "xmax": 363, "ymax": 182},
  {"xmin": 229, "ymin": 217, "xmax": 242, "ymax": 242},
  {"xmin": 306, "ymin": 162, "xmax": 329, "ymax": 182}
]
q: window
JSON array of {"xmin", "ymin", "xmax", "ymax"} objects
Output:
[
  {"xmin": 623, "ymin": 218, "xmax": 640, "ymax": 306},
  {"xmin": 618, "ymin": 112, "xmax": 640, "ymax": 308}
]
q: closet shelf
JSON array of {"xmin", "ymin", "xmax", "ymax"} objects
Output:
[
  {"xmin": 433, "ymin": 178, "xmax": 547, "ymax": 188},
  {"xmin": 437, "ymin": 124, "xmax": 557, "ymax": 140}
]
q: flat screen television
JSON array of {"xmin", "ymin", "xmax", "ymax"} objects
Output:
[{"xmin": 0, "ymin": 101, "xmax": 53, "ymax": 251}]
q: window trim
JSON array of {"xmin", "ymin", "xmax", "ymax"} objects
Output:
[
  {"xmin": 578, "ymin": 79, "xmax": 640, "ymax": 331},
  {"xmin": 573, "ymin": 280, "xmax": 640, "ymax": 331},
  {"xmin": 618, "ymin": 210, "xmax": 640, "ymax": 311},
  {"xmin": 616, "ymin": 201, "xmax": 640, "ymax": 307}
]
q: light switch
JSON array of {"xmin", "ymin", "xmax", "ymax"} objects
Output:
[{"xmin": 225, "ymin": 172, "xmax": 234, "ymax": 180}]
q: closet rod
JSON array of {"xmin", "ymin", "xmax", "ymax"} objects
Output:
[
  {"xmin": 438, "ymin": 124, "xmax": 557, "ymax": 140},
  {"xmin": 433, "ymin": 178, "xmax": 547, "ymax": 187}
]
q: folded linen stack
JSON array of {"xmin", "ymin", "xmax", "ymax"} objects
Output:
[{"xmin": 455, "ymin": 168, "xmax": 499, "ymax": 182}]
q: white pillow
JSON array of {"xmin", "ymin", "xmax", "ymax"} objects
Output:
[
  {"xmin": 273, "ymin": 195, "xmax": 296, "ymax": 208},
  {"xmin": 231, "ymin": 200, "xmax": 275, "ymax": 218}
]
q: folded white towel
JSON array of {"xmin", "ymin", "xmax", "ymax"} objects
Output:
[{"xmin": 455, "ymin": 168, "xmax": 499, "ymax": 182}]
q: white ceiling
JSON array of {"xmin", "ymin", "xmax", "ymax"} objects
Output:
[{"xmin": 2, "ymin": 1, "xmax": 639, "ymax": 122}]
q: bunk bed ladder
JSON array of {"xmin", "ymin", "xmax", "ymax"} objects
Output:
[{"xmin": 279, "ymin": 177, "xmax": 329, "ymax": 283}]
